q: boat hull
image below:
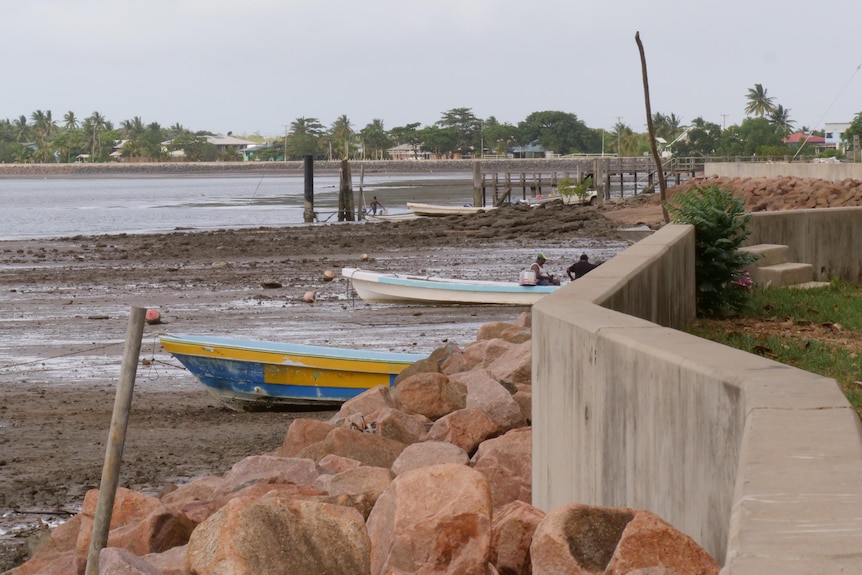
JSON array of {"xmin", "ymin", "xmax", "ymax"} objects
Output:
[
  {"xmin": 160, "ymin": 335, "xmax": 425, "ymax": 411},
  {"xmin": 406, "ymin": 202, "xmax": 497, "ymax": 216},
  {"xmin": 343, "ymin": 267, "xmax": 557, "ymax": 305}
]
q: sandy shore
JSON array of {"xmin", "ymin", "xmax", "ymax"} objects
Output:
[{"xmin": 0, "ymin": 196, "xmax": 661, "ymax": 570}]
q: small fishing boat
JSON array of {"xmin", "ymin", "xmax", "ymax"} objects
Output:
[
  {"xmin": 159, "ymin": 334, "xmax": 426, "ymax": 411},
  {"xmin": 365, "ymin": 212, "xmax": 421, "ymax": 222},
  {"xmin": 406, "ymin": 202, "xmax": 498, "ymax": 216},
  {"xmin": 342, "ymin": 267, "xmax": 558, "ymax": 305}
]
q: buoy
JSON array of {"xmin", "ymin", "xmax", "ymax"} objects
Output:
[
  {"xmin": 303, "ymin": 291, "xmax": 316, "ymax": 303},
  {"xmin": 360, "ymin": 253, "xmax": 369, "ymax": 261},
  {"xmin": 145, "ymin": 309, "xmax": 161, "ymax": 325},
  {"xmin": 323, "ymin": 270, "xmax": 334, "ymax": 282}
]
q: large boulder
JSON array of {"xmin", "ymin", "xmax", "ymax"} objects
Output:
[
  {"xmin": 490, "ymin": 500, "xmax": 545, "ymax": 575},
  {"xmin": 320, "ymin": 426, "xmax": 407, "ymax": 468},
  {"xmin": 373, "ymin": 405, "xmax": 431, "ymax": 444},
  {"xmin": 390, "ymin": 440, "xmax": 470, "ymax": 476},
  {"xmin": 454, "ymin": 369, "xmax": 526, "ymax": 431},
  {"xmin": 330, "ymin": 385, "xmax": 395, "ymax": 427},
  {"xmin": 221, "ymin": 455, "xmax": 319, "ymax": 489},
  {"xmin": 366, "ymin": 463, "xmax": 492, "ymax": 575},
  {"xmin": 277, "ymin": 418, "xmax": 336, "ymax": 457},
  {"xmin": 325, "ymin": 465, "xmax": 394, "ymax": 519},
  {"xmin": 424, "ymin": 408, "xmax": 500, "ymax": 456},
  {"xmin": 392, "ymin": 372, "xmax": 466, "ymax": 421},
  {"xmin": 471, "ymin": 427, "xmax": 532, "ymax": 509},
  {"xmin": 187, "ymin": 493, "xmax": 370, "ymax": 575}
]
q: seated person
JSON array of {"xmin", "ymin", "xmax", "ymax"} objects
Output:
[
  {"xmin": 567, "ymin": 253, "xmax": 597, "ymax": 280},
  {"xmin": 531, "ymin": 253, "xmax": 560, "ymax": 286}
]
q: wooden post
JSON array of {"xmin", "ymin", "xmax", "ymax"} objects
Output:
[
  {"xmin": 472, "ymin": 161, "xmax": 483, "ymax": 207},
  {"xmin": 357, "ymin": 164, "xmax": 366, "ymax": 220},
  {"xmin": 519, "ymin": 172, "xmax": 526, "ymax": 201},
  {"xmin": 303, "ymin": 155, "xmax": 314, "ymax": 223},
  {"xmin": 338, "ymin": 160, "xmax": 354, "ymax": 222},
  {"xmin": 84, "ymin": 307, "xmax": 146, "ymax": 575}
]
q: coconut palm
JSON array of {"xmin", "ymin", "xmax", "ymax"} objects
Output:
[
  {"xmin": 329, "ymin": 115, "xmax": 354, "ymax": 159},
  {"xmin": 84, "ymin": 111, "xmax": 108, "ymax": 159},
  {"xmin": 767, "ymin": 105, "xmax": 795, "ymax": 136},
  {"xmin": 30, "ymin": 110, "xmax": 57, "ymax": 162},
  {"xmin": 744, "ymin": 84, "xmax": 776, "ymax": 117},
  {"xmin": 63, "ymin": 111, "xmax": 78, "ymax": 130}
]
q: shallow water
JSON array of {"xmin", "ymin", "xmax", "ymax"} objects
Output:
[{"xmin": 0, "ymin": 173, "xmax": 473, "ymax": 240}]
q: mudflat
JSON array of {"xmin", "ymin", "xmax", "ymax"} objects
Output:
[{"xmin": 0, "ymin": 198, "xmax": 654, "ymax": 570}]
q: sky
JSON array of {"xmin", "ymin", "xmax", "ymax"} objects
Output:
[{"xmin": 6, "ymin": 0, "xmax": 861, "ymax": 138}]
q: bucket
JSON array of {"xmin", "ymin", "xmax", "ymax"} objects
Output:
[{"xmin": 519, "ymin": 270, "xmax": 537, "ymax": 286}]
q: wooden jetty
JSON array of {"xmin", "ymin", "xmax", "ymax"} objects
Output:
[{"xmin": 474, "ymin": 157, "xmax": 707, "ymax": 207}]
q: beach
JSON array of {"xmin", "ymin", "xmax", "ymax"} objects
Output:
[{"xmin": 0, "ymin": 196, "xmax": 660, "ymax": 570}]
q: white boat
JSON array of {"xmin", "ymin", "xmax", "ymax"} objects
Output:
[
  {"xmin": 342, "ymin": 267, "xmax": 558, "ymax": 305},
  {"xmin": 365, "ymin": 212, "xmax": 421, "ymax": 222},
  {"xmin": 406, "ymin": 202, "xmax": 498, "ymax": 216}
]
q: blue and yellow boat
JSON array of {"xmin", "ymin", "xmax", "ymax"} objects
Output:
[{"xmin": 159, "ymin": 334, "xmax": 427, "ymax": 412}]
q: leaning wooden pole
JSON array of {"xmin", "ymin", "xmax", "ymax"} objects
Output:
[
  {"xmin": 635, "ymin": 31, "xmax": 670, "ymax": 223},
  {"xmin": 84, "ymin": 306, "xmax": 146, "ymax": 575},
  {"xmin": 472, "ymin": 161, "xmax": 483, "ymax": 207}
]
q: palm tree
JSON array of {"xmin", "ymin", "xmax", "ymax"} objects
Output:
[
  {"xmin": 63, "ymin": 111, "xmax": 78, "ymax": 130},
  {"xmin": 84, "ymin": 111, "xmax": 107, "ymax": 159},
  {"xmin": 13, "ymin": 115, "xmax": 30, "ymax": 143},
  {"xmin": 30, "ymin": 110, "xmax": 57, "ymax": 162},
  {"xmin": 767, "ymin": 105, "xmax": 795, "ymax": 136},
  {"xmin": 744, "ymin": 84, "xmax": 776, "ymax": 117},
  {"xmin": 330, "ymin": 115, "xmax": 354, "ymax": 159}
]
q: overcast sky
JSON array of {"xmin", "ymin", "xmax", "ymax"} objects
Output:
[{"xmin": 6, "ymin": 1, "xmax": 861, "ymax": 138}]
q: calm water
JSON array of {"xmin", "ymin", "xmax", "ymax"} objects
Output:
[{"xmin": 0, "ymin": 173, "xmax": 473, "ymax": 241}]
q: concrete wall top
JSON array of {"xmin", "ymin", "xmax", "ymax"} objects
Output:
[{"xmin": 706, "ymin": 161, "xmax": 862, "ymax": 182}]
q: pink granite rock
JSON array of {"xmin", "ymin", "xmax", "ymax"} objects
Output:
[
  {"xmin": 530, "ymin": 504, "xmax": 635, "ymax": 574},
  {"xmin": 424, "ymin": 408, "xmax": 500, "ymax": 455},
  {"xmin": 317, "ymin": 453, "xmax": 363, "ymax": 475},
  {"xmin": 330, "ymin": 385, "xmax": 395, "ymax": 427},
  {"xmin": 454, "ymin": 369, "xmax": 526, "ymax": 431},
  {"xmin": 187, "ymin": 493, "xmax": 370, "ymax": 575},
  {"xmin": 277, "ymin": 417, "xmax": 337, "ymax": 457},
  {"xmin": 12, "ymin": 516, "xmax": 82, "ymax": 575},
  {"xmin": 321, "ymin": 426, "xmax": 407, "ymax": 468},
  {"xmin": 99, "ymin": 546, "xmax": 163, "ymax": 574},
  {"xmin": 392, "ymin": 372, "xmax": 466, "ymax": 420},
  {"xmin": 77, "ymin": 488, "xmax": 163, "ymax": 553},
  {"xmin": 513, "ymin": 389, "xmax": 532, "ymax": 425},
  {"xmin": 485, "ymin": 340, "xmax": 532, "ymax": 388},
  {"xmin": 471, "ymin": 427, "xmax": 532, "ymax": 509},
  {"xmin": 490, "ymin": 500, "xmax": 545, "ymax": 575},
  {"xmin": 325, "ymin": 465, "xmax": 394, "ymax": 518},
  {"xmin": 105, "ymin": 505, "xmax": 195, "ymax": 556},
  {"xmin": 221, "ymin": 455, "xmax": 319, "ymax": 489},
  {"xmin": 391, "ymin": 440, "xmax": 470, "ymax": 476},
  {"xmin": 476, "ymin": 321, "xmax": 532, "ymax": 344},
  {"xmin": 366, "ymin": 463, "xmax": 492, "ymax": 575},
  {"xmin": 605, "ymin": 510, "xmax": 719, "ymax": 575},
  {"xmin": 140, "ymin": 544, "xmax": 189, "ymax": 575},
  {"xmin": 373, "ymin": 405, "xmax": 431, "ymax": 444}
]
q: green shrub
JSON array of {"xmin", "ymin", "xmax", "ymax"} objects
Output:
[
  {"xmin": 665, "ymin": 184, "xmax": 757, "ymax": 317},
  {"xmin": 558, "ymin": 176, "xmax": 592, "ymax": 202}
]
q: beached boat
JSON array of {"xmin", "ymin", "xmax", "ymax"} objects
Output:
[
  {"xmin": 342, "ymin": 267, "xmax": 558, "ymax": 305},
  {"xmin": 406, "ymin": 202, "xmax": 498, "ymax": 216},
  {"xmin": 365, "ymin": 212, "xmax": 421, "ymax": 222},
  {"xmin": 159, "ymin": 334, "xmax": 426, "ymax": 411}
]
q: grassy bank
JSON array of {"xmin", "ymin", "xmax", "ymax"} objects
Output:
[{"xmin": 685, "ymin": 282, "xmax": 862, "ymax": 418}]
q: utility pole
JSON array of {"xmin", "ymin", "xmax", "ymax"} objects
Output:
[
  {"xmin": 283, "ymin": 125, "xmax": 288, "ymax": 161},
  {"xmin": 720, "ymin": 114, "xmax": 728, "ymax": 130}
]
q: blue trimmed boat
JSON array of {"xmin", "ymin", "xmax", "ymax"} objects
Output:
[
  {"xmin": 342, "ymin": 267, "xmax": 558, "ymax": 305},
  {"xmin": 159, "ymin": 334, "xmax": 426, "ymax": 412}
]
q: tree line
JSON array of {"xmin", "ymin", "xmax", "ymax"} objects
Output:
[{"xmin": 2, "ymin": 86, "xmax": 860, "ymax": 164}]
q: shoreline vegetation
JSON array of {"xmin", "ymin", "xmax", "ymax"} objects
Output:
[{"xmin": 0, "ymin": 158, "xmax": 601, "ymax": 178}]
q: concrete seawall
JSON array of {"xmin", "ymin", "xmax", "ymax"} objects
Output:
[
  {"xmin": 532, "ymin": 214, "xmax": 862, "ymax": 573},
  {"xmin": 707, "ymin": 161, "xmax": 862, "ymax": 181}
]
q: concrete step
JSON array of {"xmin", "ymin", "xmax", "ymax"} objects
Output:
[
  {"xmin": 789, "ymin": 281, "xmax": 832, "ymax": 290},
  {"xmin": 739, "ymin": 244, "xmax": 790, "ymax": 267},
  {"xmin": 757, "ymin": 262, "xmax": 814, "ymax": 288}
]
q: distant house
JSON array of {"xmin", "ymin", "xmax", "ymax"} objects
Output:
[
  {"xmin": 824, "ymin": 122, "xmax": 852, "ymax": 153},
  {"xmin": 511, "ymin": 140, "xmax": 548, "ymax": 159},
  {"xmin": 163, "ymin": 134, "xmax": 257, "ymax": 159},
  {"xmin": 782, "ymin": 131, "xmax": 829, "ymax": 154},
  {"xmin": 387, "ymin": 143, "xmax": 430, "ymax": 160}
]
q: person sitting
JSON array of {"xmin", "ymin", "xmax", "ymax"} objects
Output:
[
  {"xmin": 567, "ymin": 253, "xmax": 597, "ymax": 280},
  {"xmin": 531, "ymin": 253, "xmax": 560, "ymax": 286}
]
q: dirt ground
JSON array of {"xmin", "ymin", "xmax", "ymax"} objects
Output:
[{"xmin": 0, "ymin": 197, "xmax": 657, "ymax": 570}]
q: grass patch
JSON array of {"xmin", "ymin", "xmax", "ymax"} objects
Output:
[{"xmin": 684, "ymin": 281, "xmax": 862, "ymax": 418}]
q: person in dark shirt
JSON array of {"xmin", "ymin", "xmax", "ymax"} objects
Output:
[{"xmin": 567, "ymin": 253, "xmax": 597, "ymax": 280}]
